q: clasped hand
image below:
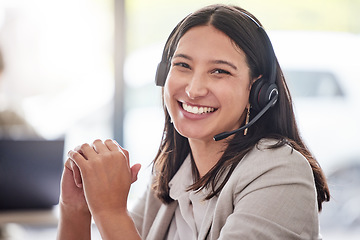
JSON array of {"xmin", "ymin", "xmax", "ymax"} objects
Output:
[{"xmin": 60, "ymin": 139, "xmax": 141, "ymax": 218}]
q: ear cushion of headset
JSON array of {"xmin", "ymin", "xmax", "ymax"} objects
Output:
[
  {"xmin": 258, "ymin": 82, "xmax": 278, "ymax": 108},
  {"xmin": 249, "ymin": 79, "xmax": 265, "ymax": 111},
  {"xmin": 257, "ymin": 82, "xmax": 272, "ymax": 108},
  {"xmin": 155, "ymin": 61, "xmax": 169, "ymax": 86}
]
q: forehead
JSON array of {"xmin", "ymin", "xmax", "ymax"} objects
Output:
[{"xmin": 174, "ymin": 25, "xmax": 246, "ymax": 61}]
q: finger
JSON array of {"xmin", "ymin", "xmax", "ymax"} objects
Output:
[
  {"xmin": 64, "ymin": 158, "xmax": 82, "ymax": 188},
  {"xmin": 112, "ymin": 140, "xmax": 130, "ymax": 167},
  {"xmin": 68, "ymin": 149, "xmax": 87, "ymax": 169},
  {"xmin": 122, "ymin": 148, "xmax": 129, "ymax": 159},
  {"xmin": 130, "ymin": 163, "xmax": 141, "ymax": 184},
  {"xmin": 64, "ymin": 157, "xmax": 72, "ymax": 170},
  {"xmin": 70, "ymin": 160, "xmax": 83, "ymax": 188},
  {"xmin": 73, "ymin": 145, "xmax": 87, "ymax": 160},
  {"xmin": 77, "ymin": 143, "xmax": 98, "ymax": 160},
  {"xmin": 105, "ymin": 139, "xmax": 130, "ymax": 165},
  {"xmin": 118, "ymin": 145, "xmax": 130, "ymax": 166},
  {"xmin": 104, "ymin": 139, "xmax": 120, "ymax": 152},
  {"xmin": 61, "ymin": 163, "xmax": 80, "ymax": 191},
  {"xmin": 92, "ymin": 139, "xmax": 109, "ymax": 154}
]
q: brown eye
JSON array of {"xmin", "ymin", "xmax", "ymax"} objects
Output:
[
  {"xmin": 173, "ymin": 62, "xmax": 190, "ymax": 69},
  {"xmin": 213, "ymin": 69, "xmax": 230, "ymax": 75}
]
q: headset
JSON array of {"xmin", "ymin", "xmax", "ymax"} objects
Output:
[
  {"xmin": 155, "ymin": 8, "xmax": 279, "ymax": 141},
  {"xmin": 155, "ymin": 18, "xmax": 181, "ymax": 88}
]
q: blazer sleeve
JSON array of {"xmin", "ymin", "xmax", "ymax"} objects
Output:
[
  {"xmin": 129, "ymin": 180, "xmax": 165, "ymax": 239},
  {"xmin": 217, "ymin": 143, "xmax": 320, "ymax": 240},
  {"xmin": 129, "ymin": 185, "xmax": 148, "ymax": 234}
]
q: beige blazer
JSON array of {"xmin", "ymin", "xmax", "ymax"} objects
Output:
[{"xmin": 130, "ymin": 139, "xmax": 321, "ymax": 240}]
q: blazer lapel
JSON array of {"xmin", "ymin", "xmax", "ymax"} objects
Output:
[
  {"xmin": 198, "ymin": 197, "xmax": 217, "ymax": 240},
  {"xmin": 146, "ymin": 200, "xmax": 178, "ymax": 240}
]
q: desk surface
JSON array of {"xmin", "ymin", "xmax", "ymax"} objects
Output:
[{"xmin": 0, "ymin": 206, "xmax": 58, "ymax": 226}]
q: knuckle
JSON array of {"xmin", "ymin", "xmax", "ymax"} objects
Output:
[
  {"xmin": 106, "ymin": 151, "xmax": 117, "ymax": 159},
  {"xmin": 107, "ymin": 151, "xmax": 123, "ymax": 161},
  {"xmin": 93, "ymin": 155, "xmax": 102, "ymax": 162}
]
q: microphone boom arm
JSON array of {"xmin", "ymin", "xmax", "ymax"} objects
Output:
[{"xmin": 213, "ymin": 95, "xmax": 278, "ymax": 141}]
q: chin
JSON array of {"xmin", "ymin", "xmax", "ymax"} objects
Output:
[{"xmin": 175, "ymin": 128, "xmax": 212, "ymax": 142}]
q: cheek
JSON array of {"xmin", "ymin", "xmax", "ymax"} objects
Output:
[
  {"xmin": 163, "ymin": 86, "xmax": 171, "ymax": 112},
  {"xmin": 164, "ymin": 70, "xmax": 182, "ymax": 96},
  {"xmin": 218, "ymin": 85, "xmax": 250, "ymax": 104},
  {"xmin": 220, "ymin": 88, "xmax": 251, "ymax": 118},
  {"xmin": 163, "ymin": 74, "xmax": 177, "ymax": 112}
]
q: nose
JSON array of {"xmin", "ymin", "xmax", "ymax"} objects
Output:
[{"xmin": 185, "ymin": 72, "xmax": 209, "ymax": 99}]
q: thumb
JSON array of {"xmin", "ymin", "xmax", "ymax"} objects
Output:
[{"xmin": 130, "ymin": 163, "xmax": 142, "ymax": 184}]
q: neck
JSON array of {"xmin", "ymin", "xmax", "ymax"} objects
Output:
[{"xmin": 188, "ymin": 138, "xmax": 227, "ymax": 177}]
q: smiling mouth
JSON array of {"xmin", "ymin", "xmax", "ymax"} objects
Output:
[{"xmin": 181, "ymin": 102, "xmax": 217, "ymax": 115}]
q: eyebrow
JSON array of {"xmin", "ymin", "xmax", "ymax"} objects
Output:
[
  {"xmin": 172, "ymin": 53, "xmax": 238, "ymax": 70},
  {"xmin": 210, "ymin": 60, "xmax": 237, "ymax": 70},
  {"xmin": 173, "ymin": 53, "xmax": 192, "ymax": 60}
]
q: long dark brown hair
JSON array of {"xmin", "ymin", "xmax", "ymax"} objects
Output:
[{"xmin": 151, "ymin": 4, "xmax": 330, "ymax": 211}]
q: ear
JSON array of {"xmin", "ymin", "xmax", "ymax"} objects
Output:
[{"xmin": 249, "ymin": 75, "xmax": 262, "ymax": 89}]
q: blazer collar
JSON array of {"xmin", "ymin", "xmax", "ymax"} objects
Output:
[
  {"xmin": 168, "ymin": 154, "xmax": 193, "ymax": 200},
  {"xmin": 146, "ymin": 200, "xmax": 178, "ymax": 239},
  {"xmin": 154, "ymin": 154, "xmax": 229, "ymax": 240}
]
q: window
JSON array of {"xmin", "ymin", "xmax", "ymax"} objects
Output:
[
  {"xmin": 0, "ymin": 0, "xmax": 114, "ymax": 149},
  {"xmin": 284, "ymin": 70, "xmax": 344, "ymax": 98}
]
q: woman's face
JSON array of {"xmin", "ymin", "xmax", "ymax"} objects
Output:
[{"xmin": 164, "ymin": 25, "xmax": 253, "ymax": 142}]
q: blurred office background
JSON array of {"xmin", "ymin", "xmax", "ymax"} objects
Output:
[{"xmin": 0, "ymin": 0, "xmax": 360, "ymax": 239}]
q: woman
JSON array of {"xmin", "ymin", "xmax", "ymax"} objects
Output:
[{"xmin": 57, "ymin": 4, "xmax": 330, "ymax": 240}]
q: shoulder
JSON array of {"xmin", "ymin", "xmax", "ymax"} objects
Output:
[
  {"xmin": 250, "ymin": 138, "xmax": 307, "ymax": 162},
  {"xmin": 223, "ymin": 138, "xmax": 315, "ymax": 197},
  {"xmin": 240, "ymin": 138, "xmax": 312, "ymax": 178},
  {"xmin": 212, "ymin": 139, "xmax": 320, "ymax": 239}
]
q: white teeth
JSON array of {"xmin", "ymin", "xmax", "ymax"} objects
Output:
[{"xmin": 182, "ymin": 103, "xmax": 215, "ymax": 114}]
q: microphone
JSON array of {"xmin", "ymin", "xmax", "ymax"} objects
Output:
[{"xmin": 213, "ymin": 95, "xmax": 278, "ymax": 141}]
